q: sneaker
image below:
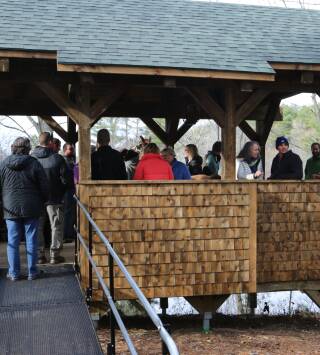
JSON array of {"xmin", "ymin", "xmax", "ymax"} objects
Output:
[
  {"xmin": 50, "ymin": 256, "xmax": 65, "ymax": 265},
  {"xmin": 6, "ymin": 273, "xmax": 19, "ymax": 281},
  {"xmin": 38, "ymin": 255, "xmax": 48, "ymax": 264},
  {"xmin": 28, "ymin": 270, "xmax": 44, "ymax": 281}
]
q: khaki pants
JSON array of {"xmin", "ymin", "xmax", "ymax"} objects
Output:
[{"xmin": 38, "ymin": 204, "xmax": 64, "ymax": 258}]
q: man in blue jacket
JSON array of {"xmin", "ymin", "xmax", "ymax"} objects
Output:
[{"xmin": 161, "ymin": 147, "xmax": 191, "ymax": 180}]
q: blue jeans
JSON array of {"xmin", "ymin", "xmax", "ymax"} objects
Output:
[{"xmin": 6, "ymin": 218, "xmax": 39, "ymax": 278}]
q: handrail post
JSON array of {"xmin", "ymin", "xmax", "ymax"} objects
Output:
[
  {"xmin": 107, "ymin": 242, "xmax": 116, "ymax": 355},
  {"xmin": 86, "ymin": 217, "xmax": 93, "ymax": 304},
  {"xmin": 74, "ymin": 201, "xmax": 80, "ymax": 274}
]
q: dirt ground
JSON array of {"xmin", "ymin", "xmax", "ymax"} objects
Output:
[{"xmin": 97, "ymin": 315, "xmax": 320, "ymax": 354}]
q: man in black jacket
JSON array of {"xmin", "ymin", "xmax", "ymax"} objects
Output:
[
  {"xmin": 0, "ymin": 137, "xmax": 48, "ymax": 280},
  {"xmin": 269, "ymin": 136, "xmax": 303, "ymax": 180},
  {"xmin": 91, "ymin": 129, "xmax": 127, "ymax": 180},
  {"xmin": 32, "ymin": 132, "xmax": 72, "ymax": 264}
]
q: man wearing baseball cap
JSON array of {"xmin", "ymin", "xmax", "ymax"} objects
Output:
[{"xmin": 269, "ymin": 136, "xmax": 303, "ymax": 180}]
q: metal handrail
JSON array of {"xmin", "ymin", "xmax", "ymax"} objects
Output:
[
  {"xmin": 74, "ymin": 195, "xmax": 179, "ymax": 355},
  {"xmin": 77, "ymin": 231, "xmax": 137, "ymax": 355}
]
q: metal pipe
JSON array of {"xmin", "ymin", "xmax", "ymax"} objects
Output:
[
  {"xmin": 77, "ymin": 232, "xmax": 138, "ymax": 355},
  {"xmin": 74, "ymin": 195, "xmax": 179, "ymax": 355},
  {"xmin": 109, "ymin": 243, "xmax": 115, "ymax": 354}
]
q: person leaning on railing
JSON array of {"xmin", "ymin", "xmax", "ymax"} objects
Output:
[
  {"xmin": 133, "ymin": 143, "xmax": 174, "ymax": 180},
  {"xmin": 160, "ymin": 147, "xmax": 191, "ymax": 180},
  {"xmin": 237, "ymin": 141, "xmax": 264, "ymax": 180},
  {"xmin": 305, "ymin": 142, "xmax": 320, "ymax": 180},
  {"xmin": 268, "ymin": 136, "xmax": 303, "ymax": 180}
]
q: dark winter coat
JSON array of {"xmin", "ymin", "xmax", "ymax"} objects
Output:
[
  {"xmin": 269, "ymin": 150, "xmax": 303, "ymax": 180},
  {"xmin": 186, "ymin": 155, "xmax": 203, "ymax": 175},
  {"xmin": 91, "ymin": 145, "xmax": 127, "ymax": 180},
  {"xmin": 32, "ymin": 146, "xmax": 72, "ymax": 204},
  {"xmin": 0, "ymin": 154, "xmax": 49, "ymax": 219}
]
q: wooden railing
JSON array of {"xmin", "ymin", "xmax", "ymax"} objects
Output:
[{"xmin": 77, "ymin": 180, "xmax": 320, "ymax": 300}]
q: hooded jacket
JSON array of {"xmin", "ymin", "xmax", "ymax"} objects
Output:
[
  {"xmin": 269, "ymin": 150, "xmax": 303, "ymax": 180},
  {"xmin": 32, "ymin": 146, "xmax": 72, "ymax": 204},
  {"xmin": 0, "ymin": 154, "xmax": 49, "ymax": 219},
  {"xmin": 133, "ymin": 153, "xmax": 174, "ymax": 180}
]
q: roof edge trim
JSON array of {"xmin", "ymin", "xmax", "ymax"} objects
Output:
[
  {"xmin": 270, "ymin": 62, "xmax": 320, "ymax": 71},
  {"xmin": 0, "ymin": 50, "xmax": 56, "ymax": 60},
  {"xmin": 57, "ymin": 63, "xmax": 275, "ymax": 82}
]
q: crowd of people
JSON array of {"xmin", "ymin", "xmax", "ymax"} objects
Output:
[
  {"xmin": 0, "ymin": 127, "xmax": 319, "ymax": 282},
  {"xmin": 91, "ymin": 129, "xmax": 316, "ymax": 182}
]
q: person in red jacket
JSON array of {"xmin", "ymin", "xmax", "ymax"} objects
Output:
[{"xmin": 133, "ymin": 143, "xmax": 174, "ymax": 180}]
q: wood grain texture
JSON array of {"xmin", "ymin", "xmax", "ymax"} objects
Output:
[
  {"xmin": 257, "ymin": 182, "xmax": 320, "ymax": 284},
  {"xmin": 79, "ymin": 182, "xmax": 255, "ymax": 300}
]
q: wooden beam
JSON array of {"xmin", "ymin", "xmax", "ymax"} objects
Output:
[
  {"xmin": 139, "ymin": 117, "xmax": 168, "ymax": 145},
  {"xmin": 78, "ymin": 127, "xmax": 91, "ymax": 181},
  {"xmin": 185, "ymin": 87, "xmax": 225, "ymax": 127},
  {"xmin": 270, "ymin": 62, "xmax": 320, "ymax": 72},
  {"xmin": 236, "ymin": 89, "xmax": 271, "ymax": 125},
  {"xmin": 239, "ymin": 121, "xmax": 260, "ymax": 141},
  {"xmin": 90, "ymin": 86, "xmax": 126, "ymax": 127},
  {"xmin": 304, "ymin": 290, "xmax": 320, "ymax": 308},
  {"xmin": 67, "ymin": 117, "xmax": 78, "ymax": 144},
  {"xmin": 0, "ymin": 50, "xmax": 56, "ymax": 60},
  {"xmin": 258, "ymin": 281, "xmax": 320, "ymax": 292},
  {"xmin": 37, "ymin": 82, "xmax": 91, "ymax": 128},
  {"xmin": 0, "ymin": 59, "xmax": 9, "ymax": 72},
  {"xmin": 172, "ymin": 117, "xmax": 198, "ymax": 143},
  {"xmin": 185, "ymin": 295, "xmax": 229, "ymax": 313},
  {"xmin": 38, "ymin": 115, "xmax": 68, "ymax": 142},
  {"xmin": 75, "ymin": 83, "xmax": 91, "ymax": 181},
  {"xmin": 259, "ymin": 98, "xmax": 282, "ymax": 144},
  {"xmin": 221, "ymin": 87, "xmax": 236, "ymax": 180},
  {"xmin": 57, "ymin": 63, "xmax": 275, "ymax": 82},
  {"xmin": 165, "ymin": 115, "xmax": 180, "ymax": 146}
]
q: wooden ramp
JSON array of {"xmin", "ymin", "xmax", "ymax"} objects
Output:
[{"xmin": 0, "ymin": 265, "xmax": 103, "ymax": 355}]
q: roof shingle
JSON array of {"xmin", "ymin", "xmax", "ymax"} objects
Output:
[{"xmin": 0, "ymin": 0, "xmax": 320, "ymax": 74}]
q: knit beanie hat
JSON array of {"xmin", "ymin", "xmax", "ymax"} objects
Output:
[{"xmin": 275, "ymin": 136, "xmax": 289, "ymax": 148}]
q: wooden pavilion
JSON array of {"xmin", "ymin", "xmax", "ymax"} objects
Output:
[{"xmin": 1, "ymin": 0, "xmax": 320, "ymax": 312}]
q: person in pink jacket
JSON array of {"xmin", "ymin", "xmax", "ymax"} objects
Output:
[{"xmin": 133, "ymin": 143, "xmax": 174, "ymax": 180}]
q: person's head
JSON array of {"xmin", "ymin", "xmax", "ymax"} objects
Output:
[
  {"xmin": 11, "ymin": 137, "xmax": 31, "ymax": 155},
  {"xmin": 52, "ymin": 138, "xmax": 61, "ymax": 153},
  {"xmin": 211, "ymin": 141, "xmax": 222, "ymax": 155},
  {"xmin": 238, "ymin": 141, "xmax": 261, "ymax": 160},
  {"xmin": 161, "ymin": 147, "xmax": 176, "ymax": 164},
  {"xmin": 63, "ymin": 143, "xmax": 75, "ymax": 157},
  {"xmin": 311, "ymin": 142, "xmax": 320, "ymax": 158},
  {"xmin": 184, "ymin": 144, "xmax": 199, "ymax": 159},
  {"xmin": 39, "ymin": 131, "xmax": 53, "ymax": 148},
  {"xmin": 275, "ymin": 136, "xmax": 289, "ymax": 154},
  {"xmin": 96, "ymin": 129, "xmax": 110, "ymax": 148},
  {"xmin": 143, "ymin": 143, "xmax": 160, "ymax": 155}
]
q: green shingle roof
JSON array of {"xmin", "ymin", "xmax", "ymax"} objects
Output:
[{"xmin": 0, "ymin": 0, "xmax": 320, "ymax": 74}]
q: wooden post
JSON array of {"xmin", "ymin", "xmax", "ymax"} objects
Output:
[
  {"xmin": 67, "ymin": 117, "xmax": 78, "ymax": 144},
  {"xmin": 222, "ymin": 88, "xmax": 236, "ymax": 180},
  {"xmin": 76, "ymin": 83, "xmax": 91, "ymax": 181},
  {"xmin": 78, "ymin": 126, "xmax": 91, "ymax": 181}
]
